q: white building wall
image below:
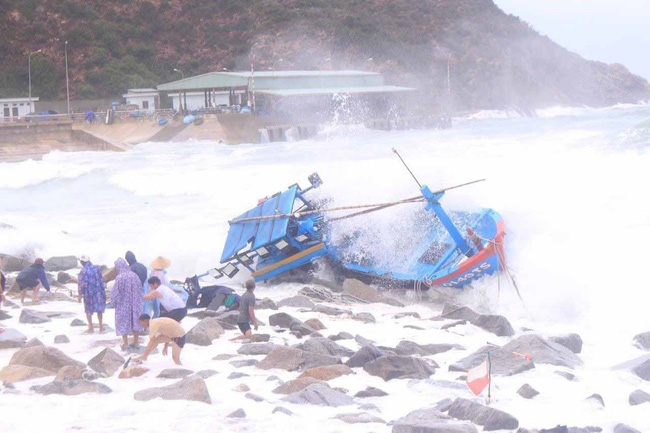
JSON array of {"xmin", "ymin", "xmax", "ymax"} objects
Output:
[
  {"xmin": 1, "ymin": 99, "xmax": 37, "ymax": 121},
  {"xmin": 170, "ymin": 92, "xmax": 242, "ymax": 111},
  {"xmin": 125, "ymin": 95, "xmax": 156, "ymax": 111}
]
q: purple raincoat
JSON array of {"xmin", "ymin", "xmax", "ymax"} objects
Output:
[{"xmin": 111, "ymin": 258, "xmax": 143, "ymax": 336}]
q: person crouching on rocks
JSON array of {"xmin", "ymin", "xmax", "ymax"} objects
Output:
[
  {"xmin": 16, "ymin": 258, "xmax": 51, "ymax": 304},
  {"xmin": 136, "ymin": 314, "xmax": 186, "ymax": 365},
  {"xmin": 143, "ymin": 276, "xmax": 187, "ymax": 322},
  {"xmin": 231, "ymin": 279, "xmax": 258, "ymax": 341},
  {"xmin": 77, "ymin": 255, "xmax": 106, "ymax": 334}
]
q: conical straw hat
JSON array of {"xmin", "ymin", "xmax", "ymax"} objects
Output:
[{"xmin": 151, "ymin": 256, "xmax": 171, "ymax": 270}]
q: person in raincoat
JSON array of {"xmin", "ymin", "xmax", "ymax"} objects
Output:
[
  {"xmin": 77, "ymin": 255, "xmax": 106, "ymax": 334},
  {"xmin": 111, "ymin": 258, "xmax": 143, "ymax": 349}
]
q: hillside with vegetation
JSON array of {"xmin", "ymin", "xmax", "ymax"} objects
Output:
[{"xmin": 0, "ymin": 0, "xmax": 648, "ymax": 111}]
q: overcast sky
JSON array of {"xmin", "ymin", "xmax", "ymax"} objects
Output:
[{"xmin": 493, "ymin": 0, "xmax": 650, "ymax": 80}]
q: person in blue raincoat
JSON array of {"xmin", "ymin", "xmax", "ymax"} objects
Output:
[
  {"xmin": 16, "ymin": 258, "xmax": 50, "ymax": 304},
  {"xmin": 77, "ymin": 255, "xmax": 106, "ymax": 333}
]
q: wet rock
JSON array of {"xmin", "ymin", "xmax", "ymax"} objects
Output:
[
  {"xmin": 256, "ymin": 298, "xmax": 278, "ymax": 310},
  {"xmin": 213, "ymin": 310, "xmax": 240, "ymax": 330},
  {"xmin": 1, "ymin": 254, "xmax": 32, "ymax": 272},
  {"xmin": 629, "ymin": 389, "xmax": 650, "ymax": 405},
  {"xmin": 441, "ymin": 320, "xmax": 467, "ymax": 330},
  {"xmin": 134, "ymin": 376, "xmax": 211, "ymax": 404},
  {"xmin": 212, "ymin": 354, "xmax": 237, "ymax": 361},
  {"xmin": 54, "ymin": 365, "xmax": 86, "ymax": 381},
  {"xmin": 586, "ymin": 393, "xmax": 605, "ymax": 407},
  {"xmin": 0, "ymin": 365, "xmax": 53, "ymax": 382},
  {"xmin": 283, "ymin": 383, "xmax": 354, "ymax": 407},
  {"xmin": 395, "ymin": 341, "xmax": 462, "ymax": 357},
  {"xmin": 295, "ymin": 337, "xmax": 355, "ymax": 357},
  {"xmin": 364, "ymin": 355, "xmax": 437, "ymax": 381},
  {"xmin": 448, "ymin": 398, "xmax": 519, "ymax": 431},
  {"xmin": 32, "ymin": 379, "xmax": 112, "ymax": 395},
  {"xmin": 0, "ymin": 328, "xmax": 27, "ymax": 349},
  {"xmin": 194, "ymin": 369, "xmax": 218, "ymax": 379},
  {"xmin": 54, "ymin": 335, "xmax": 70, "ymax": 344},
  {"xmin": 305, "ymin": 318, "xmax": 326, "ymax": 330},
  {"xmin": 256, "ymin": 346, "xmax": 304, "ymax": 371},
  {"xmin": 346, "ymin": 344, "xmax": 390, "ymax": 368},
  {"xmin": 517, "ymin": 383, "xmax": 539, "ymax": 399},
  {"xmin": 631, "ymin": 358, "xmax": 650, "ymax": 381},
  {"xmin": 230, "ymin": 359, "xmax": 258, "ymax": 368},
  {"xmin": 186, "ymin": 317, "xmax": 224, "ymax": 346},
  {"xmin": 272, "ymin": 406, "xmax": 293, "ymax": 415},
  {"xmin": 355, "ymin": 334, "xmax": 375, "ymax": 346},
  {"xmin": 237, "ymin": 342, "xmax": 276, "ymax": 356},
  {"xmin": 277, "ymin": 295, "xmax": 315, "ymax": 309},
  {"xmin": 269, "ymin": 312, "xmax": 303, "ymax": 329},
  {"xmin": 10, "ymin": 346, "xmax": 84, "ymax": 373},
  {"xmin": 19, "ymin": 309, "xmax": 52, "ymax": 324},
  {"xmin": 433, "ymin": 398, "xmax": 454, "ymax": 412},
  {"xmin": 118, "ymin": 366, "xmax": 149, "ymax": 379},
  {"xmin": 329, "ymin": 332, "xmax": 354, "ymax": 341},
  {"xmin": 555, "ymin": 371, "xmax": 577, "ymax": 381},
  {"xmin": 88, "ymin": 348, "xmax": 124, "ymax": 376},
  {"xmin": 633, "ymin": 331, "xmax": 650, "ymax": 351},
  {"xmin": 504, "ymin": 335, "xmax": 582, "ymax": 368},
  {"xmin": 391, "ymin": 407, "xmax": 479, "ymax": 433},
  {"xmin": 157, "ymin": 368, "xmax": 194, "ymax": 379},
  {"xmin": 613, "ymin": 424, "xmax": 641, "ymax": 433},
  {"xmin": 394, "ymin": 312, "xmax": 421, "ymax": 319},
  {"xmin": 355, "ymin": 386, "xmax": 388, "ymax": 398},
  {"xmin": 250, "ymin": 333, "xmax": 270, "ymax": 342},
  {"xmin": 227, "ymin": 409, "xmax": 246, "ymax": 418},
  {"xmin": 245, "ymin": 392, "xmax": 264, "ymax": 402},
  {"xmin": 56, "ymin": 272, "xmax": 72, "ymax": 283},
  {"xmin": 300, "ymin": 351, "xmax": 341, "ymax": 370},
  {"xmin": 290, "ymin": 322, "xmax": 317, "ymax": 337},
  {"xmin": 353, "ymin": 312, "xmax": 377, "ymax": 323},
  {"xmin": 233, "ymin": 383, "xmax": 250, "ymax": 392},
  {"xmin": 550, "ymin": 334, "xmax": 583, "ymax": 354},
  {"xmin": 228, "ymin": 372, "xmax": 249, "ymax": 379},
  {"xmin": 273, "ymin": 377, "xmax": 325, "ymax": 394},
  {"xmin": 450, "ymin": 346, "xmax": 534, "ymax": 376},
  {"xmin": 441, "ymin": 305, "xmax": 514, "ymax": 337},
  {"xmin": 333, "ymin": 412, "xmax": 385, "ymax": 424},
  {"xmin": 44, "ymin": 256, "xmax": 78, "ymax": 271},
  {"xmin": 299, "ymin": 364, "xmax": 353, "ymax": 381},
  {"xmin": 24, "ymin": 338, "xmax": 44, "ymax": 348},
  {"xmin": 70, "ymin": 318, "xmax": 86, "ymax": 327},
  {"xmin": 0, "ymin": 310, "xmax": 12, "ymax": 321},
  {"xmin": 313, "ymin": 304, "xmax": 352, "ymax": 316},
  {"xmin": 343, "ymin": 278, "xmax": 404, "ymax": 306}
]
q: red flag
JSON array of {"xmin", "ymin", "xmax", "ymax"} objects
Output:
[{"xmin": 466, "ymin": 356, "xmax": 490, "ymax": 396}]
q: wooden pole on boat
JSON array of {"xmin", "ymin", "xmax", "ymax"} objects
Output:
[{"xmin": 392, "ymin": 148, "xmax": 422, "ymax": 188}]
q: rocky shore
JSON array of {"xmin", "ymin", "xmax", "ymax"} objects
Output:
[{"xmin": 0, "ymin": 253, "xmax": 648, "ymax": 433}]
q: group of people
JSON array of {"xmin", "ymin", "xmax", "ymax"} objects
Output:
[{"xmin": 1, "ymin": 253, "xmax": 260, "ymax": 366}]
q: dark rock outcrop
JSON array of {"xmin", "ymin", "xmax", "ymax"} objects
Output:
[
  {"xmin": 550, "ymin": 334, "xmax": 583, "ymax": 354},
  {"xmin": 448, "ymin": 398, "xmax": 519, "ymax": 431},
  {"xmin": 134, "ymin": 376, "xmax": 211, "ymax": 404},
  {"xmin": 391, "ymin": 407, "xmax": 479, "ymax": 433},
  {"xmin": 363, "ymin": 355, "xmax": 437, "ymax": 381}
]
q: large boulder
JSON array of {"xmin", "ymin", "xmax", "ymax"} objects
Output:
[
  {"xmin": 632, "ymin": 358, "xmax": 650, "ymax": 381},
  {"xmin": 300, "ymin": 351, "xmax": 341, "ymax": 370},
  {"xmin": 1, "ymin": 254, "xmax": 32, "ymax": 272},
  {"xmin": 441, "ymin": 305, "xmax": 514, "ymax": 337},
  {"xmin": 88, "ymin": 348, "xmax": 124, "ymax": 376},
  {"xmin": 256, "ymin": 298, "xmax": 278, "ymax": 310},
  {"xmin": 355, "ymin": 386, "xmax": 389, "ymax": 398},
  {"xmin": 185, "ymin": 317, "xmax": 224, "ymax": 346},
  {"xmin": 283, "ymin": 383, "xmax": 354, "ymax": 407},
  {"xmin": 289, "ymin": 322, "xmax": 317, "ymax": 337},
  {"xmin": 269, "ymin": 312, "xmax": 303, "ymax": 329},
  {"xmin": 503, "ymin": 335, "xmax": 583, "ymax": 368},
  {"xmin": 134, "ymin": 376, "xmax": 211, "ymax": 404},
  {"xmin": 0, "ymin": 365, "xmax": 53, "ymax": 382},
  {"xmin": 517, "ymin": 384, "xmax": 540, "ymax": 399},
  {"xmin": 44, "ymin": 256, "xmax": 78, "ymax": 272},
  {"xmin": 550, "ymin": 334, "xmax": 583, "ymax": 354},
  {"xmin": 295, "ymin": 337, "xmax": 355, "ymax": 357},
  {"xmin": 313, "ymin": 304, "xmax": 352, "ymax": 316},
  {"xmin": 346, "ymin": 344, "xmax": 390, "ymax": 368},
  {"xmin": 157, "ymin": 368, "xmax": 194, "ymax": 379},
  {"xmin": 352, "ymin": 312, "xmax": 376, "ymax": 323},
  {"xmin": 633, "ymin": 331, "xmax": 650, "ymax": 351},
  {"xmin": 343, "ymin": 278, "xmax": 404, "ymax": 307},
  {"xmin": 273, "ymin": 377, "xmax": 325, "ymax": 394},
  {"xmin": 614, "ymin": 425, "xmax": 641, "ymax": 433},
  {"xmin": 118, "ymin": 366, "xmax": 149, "ymax": 379},
  {"xmin": 277, "ymin": 295, "xmax": 315, "ymax": 309},
  {"xmin": 449, "ymin": 345, "xmax": 534, "ymax": 376},
  {"xmin": 257, "ymin": 346, "xmax": 304, "ymax": 371},
  {"xmin": 9, "ymin": 346, "xmax": 84, "ymax": 373},
  {"xmin": 364, "ymin": 355, "xmax": 437, "ymax": 381},
  {"xmin": 54, "ymin": 365, "xmax": 86, "ymax": 382},
  {"xmin": 237, "ymin": 343, "xmax": 276, "ymax": 355},
  {"xmin": 19, "ymin": 309, "xmax": 52, "ymax": 324},
  {"xmin": 298, "ymin": 364, "xmax": 353, "ymax": 381},
  {"xmin": 0, "ymin": 328, "xmax": 27, "ymax": 349},
  {"xmin": 447, "ymin": 398, "xmax": 519, "ymax": 431},
  {"xmin": 0, "ymin": 310, "xmax": 12, "ymax": 321},
  {"xmin": 31, "ymin": 379, "xmax": 112, "ymax": 395},
  {"xmin": 391, "ymin": 407, "xmax": 479, "ymax": 433},
  {"xmin": 305, "ymin": 318, "xmax": 326, "ymax": 330},
  {"xmin": 395, "ymin": 341, "xmax": 462, "ymax": 357},
  {"xmin": 629, "ymin": 389, "xmax": 650, "ymax": 406}
]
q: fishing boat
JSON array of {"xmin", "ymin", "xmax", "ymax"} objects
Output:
[{"xmin": 210, "ymin": 153, "xmax": 506, "ymax": 290}]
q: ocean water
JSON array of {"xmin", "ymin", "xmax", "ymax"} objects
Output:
[{"xmin": 1, "ymin": 103, "xmax": 649, "ymax": 431}]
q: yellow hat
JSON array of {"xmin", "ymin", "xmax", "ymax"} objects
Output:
[{"xmin": 151, "ymin": 256, "xmax": 171, "ymax": 270}]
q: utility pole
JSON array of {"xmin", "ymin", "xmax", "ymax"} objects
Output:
[
  {"xmin": 65, "ymin": 41, "xmax": 70, "ymax": 114},
  {"xmin": 28, "ymin": 49, "xmax": 43, "ymax": 110},
  {"xmin": 250, "ymin": 43, "xmax": 258, "ymax": 115}
]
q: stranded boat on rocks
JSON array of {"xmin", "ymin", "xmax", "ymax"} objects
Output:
[{"xmin": 210, "ymin": 157, "xmax": 506, "ymax": 290}]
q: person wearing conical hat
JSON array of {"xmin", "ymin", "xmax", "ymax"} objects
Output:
[{"xmin": 149, "ymin": 256, "xmax": 189, "ymax": 309}]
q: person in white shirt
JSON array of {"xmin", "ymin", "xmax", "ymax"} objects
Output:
[{"xmin": 143, "ymin": 276, "xmax": 187, "ymax": 322}]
